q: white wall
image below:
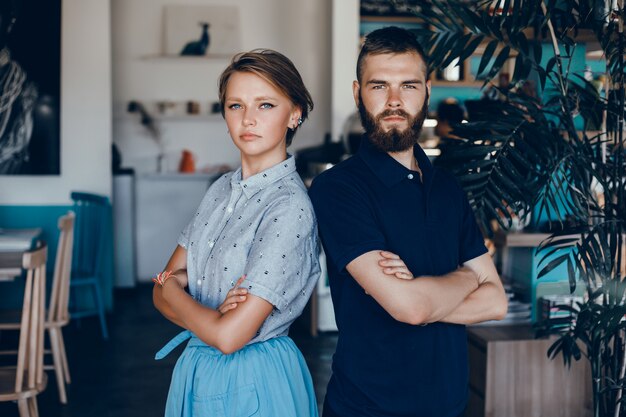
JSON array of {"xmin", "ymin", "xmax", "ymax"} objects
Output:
[
  {"xmin": 111, "ymin": 0, "xmax": 332, "ymax": 174},
  {"xmin": 0, "ymin": 0, "xmax": 113, "ymax": 205},
  {"xmin": 332, "ymin": 0, "xmax": 359, "ymax": 141}
]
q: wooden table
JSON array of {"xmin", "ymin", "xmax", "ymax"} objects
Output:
[
  {"xmin": 0, "ymin": 228, "xmax": 43, "ymax": 280},
  {"xmin": 466, "ymin": 325, "xmax": 591, "ymax": 417}
]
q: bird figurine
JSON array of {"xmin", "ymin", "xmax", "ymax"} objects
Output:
[{"xmin": 180, "ymin": 22, "xmax": 210, "ymax": 56}]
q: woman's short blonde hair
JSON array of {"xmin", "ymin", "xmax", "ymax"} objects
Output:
[{"xmin": 218, "ymin": 49, "xmax": 314, "ymax": 146}]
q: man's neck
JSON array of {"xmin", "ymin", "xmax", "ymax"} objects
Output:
[
  {"xmin": 388, "ymin": 147, "xmax": 417, "ymax": 170},
  {"xmin": 388, "ymin": 147, "xmax": 423, "ymax": 181}
]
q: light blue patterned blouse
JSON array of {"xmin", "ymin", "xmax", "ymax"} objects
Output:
[{"xmin": 178, "ymin": 155, "xmax": 321, "ymax": 344}]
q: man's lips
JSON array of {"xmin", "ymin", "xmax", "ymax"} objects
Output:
[{"xmin": 383, "ymin": 116, "xmax": 407, "ymax": 122}]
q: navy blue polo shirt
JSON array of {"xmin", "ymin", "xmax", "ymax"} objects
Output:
[{"xmin": 309, "ymin": 136, "xmax": 487, "ymax": 417}]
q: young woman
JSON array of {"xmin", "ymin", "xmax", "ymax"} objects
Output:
[{"xmin": 153, "ymin": 49, "xmax": 319, "ymax": 417}]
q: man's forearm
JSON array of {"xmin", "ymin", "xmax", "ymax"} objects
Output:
[
  {"xmin": 439, "ymin": 282, "xmax": 508, "ymax": 325},
  {"xmin": 348, "ymin": 251, "xmax": 479, "ymax": 325},
  {"xmin": 411, "ymin": 267, "xmax": 479, "ymax": 324}
]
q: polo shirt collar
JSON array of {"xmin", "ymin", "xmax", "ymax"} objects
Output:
[
  {"xmin": 231, "ymin": 154, "xmax": 297, "ymax": 198},
  {"xmin": 358, "ymin": 135, "xmax": 434, "ymax": 188}
]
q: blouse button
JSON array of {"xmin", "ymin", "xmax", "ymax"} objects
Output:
[
  {"xmin": 209, "ymin": 241, "xmax": 214, "ymax": 248},
  {"xmin": 196, "ymin": 279, "xmax": 202, "ymax": 286},
  {"xmin": 407, "ymin": 173, "xmax": 414, "ymax": 180},
  {"xmin": 227, "ymin": 207, "xmax": 233, "ymax": 213}
]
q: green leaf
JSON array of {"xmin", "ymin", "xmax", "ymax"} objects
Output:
[
  {"xmin": 538, "ymin": 253, "xmax": 570, "ymax": 279},
  {"xmin": 515, "ymin": 31, "xmax": 529, "ymax": 56},
  {"xmin": 459, "ymin": 35, "xmax": 485, "ymax": 63},
  {"xmin": 487, "ymin": 46, "xmax": 511, "ymax": 79},
  {"xmin": 512, "ymin": 56, "xmax": 527, "ymax": 84},
  {"xmin": 546, "ymin": 56, "xmax": 557, "ymax": 74},
  {"xmin": 477, "ymin": 39, "xmax": 499, "ymax": 77},
  {"xmin": 533, "ymin": 41, "xmax": 543, "ymax": 64}
]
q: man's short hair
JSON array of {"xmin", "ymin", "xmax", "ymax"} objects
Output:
[{"xmin": 356, "ymin": 26, "xmax": 428, "ymax": 83}]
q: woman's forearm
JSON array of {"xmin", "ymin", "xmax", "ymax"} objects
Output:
[
  {"xmin": 153, "ymin": 269, "xmax": 189, "ymax": 328},
  {"xmin": 161, "ymin": 277, "xmax": 273, "ymax": 354},
  {"xmin": 162, "ymin": 278, "xmax": 221, "ymax": 336},
  {"xmin": 153, "ymin": 285, "xmax": 186, "ymax": 328}
]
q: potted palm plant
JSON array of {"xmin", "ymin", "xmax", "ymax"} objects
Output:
[{"xmin": 407, "ymin": 1, "xmax": 626, "ymax": 416}]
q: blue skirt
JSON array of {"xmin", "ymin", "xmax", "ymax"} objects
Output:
[{"xmin": 156, "ymin": 330, "xmax": 319, "ymax": 417}]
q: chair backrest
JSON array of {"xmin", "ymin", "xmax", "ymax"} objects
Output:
[
  {"xmin": 71, "ymin": 192, "xmax": 109, "ymax": 277},
  {"xmin": 16, "ymin": 244, "xmax": 47, "ymax": 393},
  {"xmin": 48, "ymin": 211, "xmax": 75, "ymax": 324}
]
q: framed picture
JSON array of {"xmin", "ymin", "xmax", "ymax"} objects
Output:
[
  {"xmin": 164, "ymin": 5, "xmax": 241, "ymax": 57},
  {"xmin": 0, "ymin": 0, "xmax": 62, "ymax": 175}
]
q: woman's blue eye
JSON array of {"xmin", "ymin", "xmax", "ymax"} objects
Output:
[
  {"xmin": 260, "ymin": 103, "xmax": 274, "ymax": 109},
  {"xmin": 228, "ymin": 103, "xmax": 241, "ymax": 110}
]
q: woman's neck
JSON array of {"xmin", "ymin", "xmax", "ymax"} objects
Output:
[{"xmin": 240, "ymin": 151, "xmax": 288, "ymax": 180}]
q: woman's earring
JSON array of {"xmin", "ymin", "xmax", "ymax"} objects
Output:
[{"xmin": 297, "ymin": 117, "xmax": 303, "ymax": 126}]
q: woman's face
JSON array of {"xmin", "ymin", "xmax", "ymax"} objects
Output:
[{"xmin": 224, "ymin": 71, "xmax": 300, "ymax": 159}]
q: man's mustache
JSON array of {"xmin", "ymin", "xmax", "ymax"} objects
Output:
[{"xmin": 377, "ymin": 109, "xmax": 411, "ymax": 119}]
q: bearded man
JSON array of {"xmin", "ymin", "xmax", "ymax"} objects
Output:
[{"xmin": 309, "ymin": 27, "xmax": 508, "ymax": 417}]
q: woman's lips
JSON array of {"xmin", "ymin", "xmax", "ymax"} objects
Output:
[{"xmin": 240, "ymin": 133, "xmax": 261, "ymax": 141}]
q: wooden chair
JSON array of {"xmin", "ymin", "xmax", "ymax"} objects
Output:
[
  {"xmin": 0, "ymin": 212, "xmax": 75, "ymax": 404},
  {"xmin": 70, "ymin": 192, "xmax": 109, "ymax": 340},
  {"xmin": 0, "ymin": 244, "xmax": 48, "ymax": 417},
  {"xmin": 46, "ymin": 212, "xmax": 74, "ymax": 404}
]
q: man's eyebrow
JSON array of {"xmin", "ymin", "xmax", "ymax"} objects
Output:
[
  {"xmin": 366, "ymin": 79, "xmax": 388, "ymax": 85},
  {"xmin": 402, "ymin": 79, "xmax": 424, "ymax": 85}
]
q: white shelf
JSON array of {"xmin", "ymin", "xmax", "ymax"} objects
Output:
[{"xmin": 140, "ymin": 53, "xmax": 233, "ymax": 61}]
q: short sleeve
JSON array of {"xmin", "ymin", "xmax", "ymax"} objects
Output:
[
  {"xmin": 243, "ymin": 198, "xmax": 317, "ymax": 311},
  {"xmin": 459, "ymin": 193, "xmax": 488, "ymax": 263},
  {"xmin": 177, "ymin": 219, "xmax": 193, "ymax": 249},
  {"xmin": 309, "ymin": 175, "xmax": 386, "ymax": 271}
]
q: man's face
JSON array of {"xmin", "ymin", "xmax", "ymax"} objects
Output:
[{"xmin": 353, "ymin": 52, "xmax": 430, "ymax": 153}]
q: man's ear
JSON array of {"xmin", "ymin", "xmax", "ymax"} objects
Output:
[
  {"xmin": 426, "ymin": 80, "xmax": 432, "ymax": 106},
  {"xmin": 352, "ymin": 80, "xmax": 360, "ymax": 108}
]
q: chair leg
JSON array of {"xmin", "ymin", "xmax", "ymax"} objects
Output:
[
  {"xmin": 17, "ymin": 398, "xmax": 30, "ymax": 417},
  {"xmin": 57, "ymin": 329, "xmax": 71, "ymax": 384},
  {"xmin": 48, "ymin": 327, "xmax": 68, "ymax": 404},
  {"xmin": 91, "ymin": 282, "xmax": 109, "ymax": 340},
  {"xmin": 70, "ymin": 286, "xmax": 81, "ymax": 329},
  {"xmin": 27, "ymin": 396, "xmax": 39, "ymax": 417}
]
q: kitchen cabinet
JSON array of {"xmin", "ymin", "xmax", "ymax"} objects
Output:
[
  {"xmin": 134, "ymin": 173, "xmax": 219, "ymax": 282},
  {"xmin": 466, "ymin": 325, "xmax": 591, "ymax": 417}
]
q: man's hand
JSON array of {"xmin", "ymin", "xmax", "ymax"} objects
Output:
[
  {"xmin": 378, "ymin": 251, "xmax": 414, "ymax": 280},
  {"xmin": 217, "ymin": 275, "xmax": 248, "ymax": 314}
]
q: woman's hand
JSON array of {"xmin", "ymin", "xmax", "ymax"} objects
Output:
[
  {"xmin": 217, "ymin": 274, "xmax": 248, "ymax": 314},
  {"xmin": 379, "ymin": 251, "xmax": 414, "ymax": 280}
]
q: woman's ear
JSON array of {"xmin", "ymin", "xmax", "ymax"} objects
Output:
[{"xmin": 290, "ymin": 108, "xmax": 303, "ymax": 130}]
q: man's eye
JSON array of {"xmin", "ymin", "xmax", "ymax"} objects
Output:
[
  {"xmin": 372, "ymin": 85, "xmax": 385, "ymax": 90},
  {"xmin": 228, "ymin": 103, "xmax": 241, "ymax": 110},
  {"xmin": 402, "ymin": 84, "xmax": 417, "ymax": 89},
  {"xmin": 260, "ymin": 103, "xmax": 274, "ymax": 109}
]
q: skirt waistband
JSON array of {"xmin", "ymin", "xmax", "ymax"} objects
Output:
[{"xmin": 155, "ymin": 330, "xmax": 291, "ymax": 360}]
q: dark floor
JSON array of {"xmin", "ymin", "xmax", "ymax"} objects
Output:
[{"xmin": 0, "ymin": 285, "xmax": 337, "ymax": 417}]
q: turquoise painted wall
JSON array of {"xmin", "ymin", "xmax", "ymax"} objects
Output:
[
  {"xmin": 0, "ymin": 206, "xmax": 70, "ymax": 309},
  {"xmin": 0, "ymin": 205, "xmax": 114, "ymax": 312}
]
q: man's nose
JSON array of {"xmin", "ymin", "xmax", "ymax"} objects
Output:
[{"xmin": 386, "ymin": 87, "xmax": 401, "ymax": 108}]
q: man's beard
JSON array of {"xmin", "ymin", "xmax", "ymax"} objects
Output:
[{"xmin": 358, "ymin": 91, "xmax": 429, "ymax": 153}]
